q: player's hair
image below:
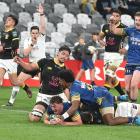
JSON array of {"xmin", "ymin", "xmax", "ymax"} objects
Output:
[
  {"xmin": 7, "ymin": 14, "xmax": 18, "ymax": 26},
  {"xmin": 59, "ymin": 45, "xmax": 71, "ymax": 54},
  {"xmin": 30, "ymin": 26, "xmax": 39, "ymax": 32},
  {"xmin": 111, "ymin": 8, "xmax": 121, "ymax": 15},
  {"xmin": 135, "ymin": 11, "xmax": 140, "ymax": 17},
  {"xmin": 50, "ymin": 96, "xmax": 63, "ymax": 104},
  {"xmin": 80, "ymin": 112, "xmax": 93, "ymax": 124},
  {"xmin": 58, "ymin": 69, "xmax": 75, "ymax": 83}
]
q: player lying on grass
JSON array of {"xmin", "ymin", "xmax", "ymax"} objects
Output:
[
  {"xmin": 44, "ymin": 96, "xmax": 82, "ymax": 126},
  {"xmin": 80, "ymin": 102, "xmax": 140, "ymax": 125},
  {"xmin": 57, "ymin": 69, "xmax": 140, "ymax": 126}
]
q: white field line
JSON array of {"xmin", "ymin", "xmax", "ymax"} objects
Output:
[{"xmin": 0, "ymin": 108, "xmax": 29, "ymax": 113}]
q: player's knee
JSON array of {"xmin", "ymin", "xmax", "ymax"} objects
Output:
[{"xmin": 29, "ymin": 109, "xmax": 44, "ymax": 122}]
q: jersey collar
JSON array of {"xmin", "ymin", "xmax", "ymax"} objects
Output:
[{"xmin": 54, "ymin": 58, "xmax": 64, "ymax": 67}]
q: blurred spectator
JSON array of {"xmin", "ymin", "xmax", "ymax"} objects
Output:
[
  {"xmin": 80, "ymin": 0, "xmax": 96, "ymax": 18},
  {"xmin": 96, "ymin": 0, "xmax": 112, "ymax": 20}
]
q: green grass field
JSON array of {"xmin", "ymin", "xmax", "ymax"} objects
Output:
[{"xmin": 0, "ymin": 87, "xmax": 140, "ymax": 140}]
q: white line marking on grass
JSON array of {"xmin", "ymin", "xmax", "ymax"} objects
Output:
[{"xmin": 0, "ymin": 108, "xmax": 29, "ymax": 113}]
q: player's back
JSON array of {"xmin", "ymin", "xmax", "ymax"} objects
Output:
[
  {"xmin": 70, "ymin": 80, "xmax": 110, "ymax": 105},
  {"xmin": 70, "ymin": 80, "xmax": 95, "ymax": 104}
]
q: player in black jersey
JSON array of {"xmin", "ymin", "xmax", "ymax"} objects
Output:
[
  {"xmin": 14, "ymin": 45, "xmax": 71, "ymax": 122},
  {"xmin": 0, "ymin": 14, "xmax": 20, "ymax": 90},
  {"xmin": 98, "ymin": 9, "xmax": 126, "ymax": 95}
]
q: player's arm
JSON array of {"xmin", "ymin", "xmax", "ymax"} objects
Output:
[
  {"xmin": 23, "ymin": 40, "xmax": 35, "ymax": 57},
  {"xmin": 44, "ymin": 114, "xmax": 50, "ymax": 124},
  {"xmin": 37, "ymin": 3, "xmax": 46, "ymax": 35},
  {"xmin": 98, "ymin": 31, "xmax": 106, "ymax": 47},
  {"xmin": 62, "ymin": 98, "xmax": 81, "ymax": 120},
  {"xmin": 61, "ymin": 112, "xmax": 82, "ymax": 126},
  {"xmin": 14, "ymin": 56, "xmax": 39, "ymax": 71}
]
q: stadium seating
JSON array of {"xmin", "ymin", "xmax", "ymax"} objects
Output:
[
  {"xmin": 0, "ymin": 2, "xmax": 9, "ymax": 15},
  {"xmin": 27, "ymin": 21, "xmax": 39, "ymax": 32},
  {"xmin": 24, "ymin": 3, "xmax": 37, "ymax": 16},
  {"xmin": 10, "ymin": 3, "xmax": 24, "ymax": 15},
  {"xmin": 57, "ymin": 22, "xmax": 71, "ymax": 36},
  {"xmin": 65, "ymin": 32, "xmax": 79, "ymax": 46},
  {"xmin": 48, "ymin": 13, "xmax": 62, "ymax": 27},
  {"xmin": 51, "ymin": 32, "xmax": 65, "ymax": 45},
  {"xmin": 54, "ymin": 3, "xmax": 67, "ymax": 18},
  {"xmin": 2, "ymin": 0, "xmax": 16, "ymax": 5},
  {"xmin": 43, "ymin": 3, "xmax": 53, "ymax": 16},
  {"xmin": 77, "ymin": 13, "xmax": 91, "ymax": 28},
  {"xmin": 46, "ymin": 22, "xmax": 56, "ymax": 37},
  {"xmin": 68, "ymin": 3, "xmax": 81, "ymax": 16},
  {"xmin": 19, "ymin": 12, "xmax": 32, "ymax": 27},
  {"xmin": 31, "ymin": 0, "xmax": 45, "ymax": 5},
  {"xmin": 85, "ymin": 24, "xmax": 100, "ymax": 34},
  {"xmin": 72, "ymin": 23, "xmax": 85, "ymax": 36},
  {"xmin": 62, "ymin": 13, "xmax": 77, "ymax": 27},
  {"xmin": 45, "ymin": 41, "xmax": 59, "ymax": 57},
  {"xmin": 16, "ymin": 0, "xmax": 30, "ymax": 8}
]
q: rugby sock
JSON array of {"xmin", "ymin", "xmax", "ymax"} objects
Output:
[
  {"xmin": 9, "ymin": 86, "xmax": 20, "ymax": 104},
  {"xmin": 23, "ymin": 84, "xmax": 29, "ymax": 91},
  {"xmin": 130, "ymin": 99, "xmax": 137, "ymax": 103},
  {"xmin": 114, "ymin": 83, "xmax": 125, "ymax": 95}
]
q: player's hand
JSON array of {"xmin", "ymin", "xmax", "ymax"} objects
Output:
[
  {"xmin": 98, "ymin": 40, "xmax": 106, "ymax": 47},
  {"xmin": 37, "ymin": 3, "xmax": 44, "ymax": 14},
  {"xmin": 31, "ymin": 37, "xmax": 37, "ymax": 45},
  {"xmin": 119, "ymin": 48, "xmax": 127, "ymax": 55},
  {"xmin": 14, "ymin": 56, "xmax": 22, "ymax": 64}
]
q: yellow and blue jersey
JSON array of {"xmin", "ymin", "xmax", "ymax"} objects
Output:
[{"xmin": 70, "ymin": 80, "xmax": 114, "ymax": 109}]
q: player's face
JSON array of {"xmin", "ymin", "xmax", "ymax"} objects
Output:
[
  {"xmin": 50, "ymin": 103, "xmax": 63, "ymax": 115},
  {"xmin": 112, "ymin": 12, "xmax": 121, "ymax": 24},
  {"xmin": 57, "ymin": 50, "xmax": 70, "ymax": 63},
  {"xmin": 5, "ymin": 17, "xmax": 15, "ymax": 28},
  {"xmin": 135, "ymin": 16, "xmax": 140, "ymax": 30},
  {"xmin": 31, "ymin": 29, "xmax": 40, "ymax": 39}
]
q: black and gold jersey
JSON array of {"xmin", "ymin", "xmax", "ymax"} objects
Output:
[
  {"xmin": 102, "ymin": 22, "xmax": 126, "ymax": 52},
  {"xmin": 0, "ymin": 28, "xmax": 20, "ymax": 59},
  {"xmin": 37, "ymin": 58, "xmax": 65, "ymax": 95}
]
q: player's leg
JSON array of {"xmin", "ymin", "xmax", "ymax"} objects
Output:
[
  {"xmin": 0, "ymin": 67, "xmax": 6, "ymax": 86},
  {"xmin": 16, "ymin": 71, "xmax": 32, "ymax": 98},
  {"xmin": 75, "ymin": 69, "xmax": 85, "ymax": 80},
  {"xmin": 124, "ymin": 64, "xmax": 133, "ymax": 100},
  {"xmin": 29, "ymin": 93, "xmax": 50, "ymax": 122},
  {"xmin": 130, "ymin": 70, "xmax": 140, "ymax": 102},
  {"xmin": 29, "ymin": 104, "xmax": 46, "ymax": 122},
  {"xmin": 102, "ymin": 112, "xmax": 129, "ymax": 125},
  {"xmin": 114, "ymin": 82, "xmax": 125, "ymax": 95}
]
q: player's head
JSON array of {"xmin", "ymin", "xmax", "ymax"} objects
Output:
[
  {"xmin": 110, "ymin": 9, "xmax": 121, "ymax": 24},
  {"xmin": 5, "ymin": 14, "xmax": 18, "ymax": 27},
  {"xmin": 30, "ymin": 26, "xmax": 40, "ymax": 39},
  {"xmin": 134, "ymin": 11, "xmax": 140, "ymax": 30},
  {"xmin": 57, "ymin": 45, "xmax": 71, "ymax": 63},
  {"xmin": 80, "ymin": 112, "xmax": 94, "ymax": 124},
  {"xmin": 58, "ymin": 69, "xmax": 75, "ymax": 89},
  {"xmin": 50, "ymin": 96, "xmax": 63, "ymax": 115}
]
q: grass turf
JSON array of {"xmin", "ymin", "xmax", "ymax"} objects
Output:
[{"xmin": 0, "ymin": 87, "xmax": 140, "ymax": 140}]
